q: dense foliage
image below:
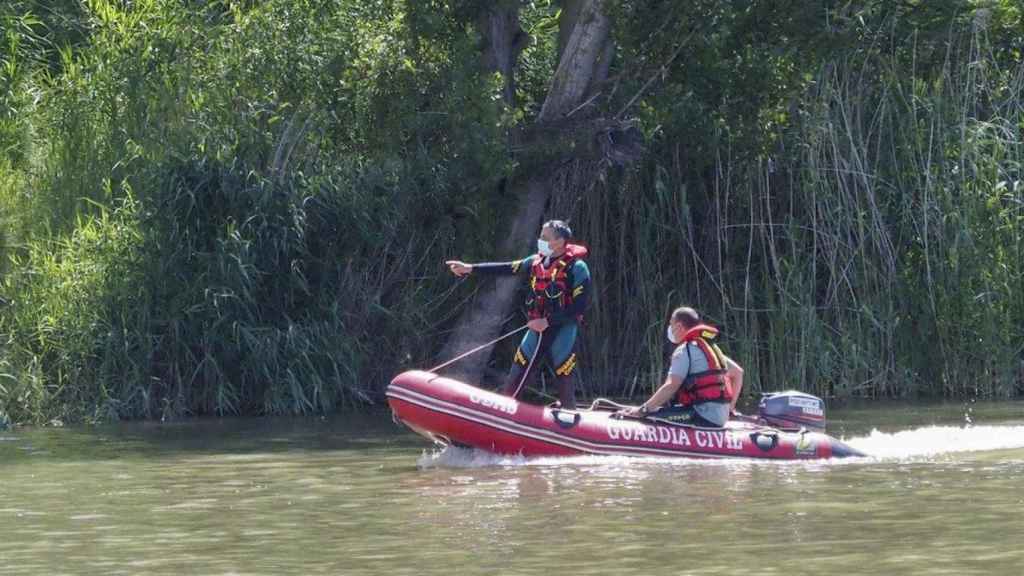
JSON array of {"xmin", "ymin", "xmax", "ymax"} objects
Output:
[{"xmin": 2, "ymin": 0, "xmax": 1021, "ymax": 424}]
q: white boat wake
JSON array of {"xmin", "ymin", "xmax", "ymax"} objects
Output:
[
  {"xmin": 417, "ymin": 424, "xmax": 1024, "ymax": 468},
  {"xmin": 843, "ymin": 424, "xmax": 1024, "ymax": 459}
]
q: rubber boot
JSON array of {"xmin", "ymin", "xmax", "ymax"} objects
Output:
[
  {"xmin": 555, "ymin": 375, "xmax": 576, "ymax": 410},
  {"xmin": 501, "ymin": 363, "xmax": 533, "ymax": 398}
]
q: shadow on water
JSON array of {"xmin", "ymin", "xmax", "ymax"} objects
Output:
[{"xmin": 0, "ymin": 409, "xmax": 424, "ymax": 465}]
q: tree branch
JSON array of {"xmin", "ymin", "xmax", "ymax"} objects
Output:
[{"xmin": 616, "ymin": 30, "xmax": 694, "ymax": 119}]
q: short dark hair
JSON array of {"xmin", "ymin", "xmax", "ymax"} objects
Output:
[
  {"xmin": 543, "ymin": 220, "xmax": 572, "ymax": 240},
  {"xmin": 670, "ymin": 307, "xmax": 700, "ymax": 328}
]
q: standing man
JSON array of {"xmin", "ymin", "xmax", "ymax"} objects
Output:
[
  {"xmin": 618, "ymin": 307, "xmax": 744, "ymax": 427},
  {"xmin": 445, "ymin": 220, "xmax": 591, "ymax": 409}
]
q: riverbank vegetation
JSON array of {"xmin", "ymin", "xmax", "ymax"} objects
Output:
[{"xmin": 2, "ymin": 1, "xmax": 1021, "ymax": 424}]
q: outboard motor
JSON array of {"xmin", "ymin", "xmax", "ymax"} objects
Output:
[{"xmin": 758, "ymin": 391, "xmax": 826, "ymax": 431}]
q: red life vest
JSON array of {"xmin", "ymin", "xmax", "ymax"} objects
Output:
[
  {"xmin": 674, "ymin": 324, "xmax": 734, "ymax": 406},
  {"xmin": 527, "ymin": 244, "xmax": 588, "ymax": 320}
]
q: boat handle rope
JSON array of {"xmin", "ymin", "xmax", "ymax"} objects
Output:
[
  {"xmin": 587, "ymin": 398, "xmax": 633, "ymax": 411},
  {"xmin": 427, "ymin": 324, "xmax": 530, "ymax": 373},
  {"xmin": 508, "ymin": 331, "xmax": 543, "ymax": 399},
  {"xmin": 427, "ymin": 323, "xmax": 544, "ymax": 402}
]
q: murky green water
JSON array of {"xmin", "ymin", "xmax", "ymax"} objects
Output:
[{"xmin": 2, "ymin": 402, "xmax": 1023, "ymax": 575}]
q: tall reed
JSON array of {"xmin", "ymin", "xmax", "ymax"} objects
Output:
[{"xmin": 569, "ymin": 23, "xmax": 1023, "ymax": 401}]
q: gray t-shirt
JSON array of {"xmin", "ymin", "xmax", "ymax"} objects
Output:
[{"xmin": 668, "ymin": 343, "xmax": 730, "ymax": 427}]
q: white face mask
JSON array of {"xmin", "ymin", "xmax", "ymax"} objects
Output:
[
  {"xmin": 666, "ymin": 325, "xmax": 682, "ymax": 345},
  {"xmin": 537, "ymin": 238, "xmax": 553, "ymax": 257}
]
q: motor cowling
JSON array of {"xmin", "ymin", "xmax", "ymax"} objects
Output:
[{"xmin": 758, "ymin": 391, "xmax": 826, "ymax": 431}]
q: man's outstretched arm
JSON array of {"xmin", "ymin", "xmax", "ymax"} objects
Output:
[{"xmin": 445, "ymin": 257, "xmax": 532, "ymax": 277}]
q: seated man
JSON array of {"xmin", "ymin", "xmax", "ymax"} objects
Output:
[{"xmin": 618, "ymin": 307, "xmax": 743, "ymax": 427}]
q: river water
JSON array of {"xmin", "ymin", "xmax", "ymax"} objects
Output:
[{"xmin": 2, "ymin": 401, "xmax": 1023, "ymax": 575}]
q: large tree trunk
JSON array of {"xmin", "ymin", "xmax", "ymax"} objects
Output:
[
  {"xmin": 438, "ymin": 1, "xmax": 613, "ymax": 385},
  {"xmin": 540, "ymin": 1, "xmax": 611, "ymax": 121},
  {"xmin": 477, "ymin": 4, "xmax": 527, "ymax": 106},
  {"xmin": 557, "ymin": 0, "xmax": 585, "ymax": 60}
]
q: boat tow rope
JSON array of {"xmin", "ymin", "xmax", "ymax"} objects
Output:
[{"xmin": 427, "ymin": 324, "xmax": 530, "ymax": 373}]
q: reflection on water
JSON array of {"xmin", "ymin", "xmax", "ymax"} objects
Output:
[{"xmin": 1, "ymin": 403, "xmax": 1023, "ymax": 575}]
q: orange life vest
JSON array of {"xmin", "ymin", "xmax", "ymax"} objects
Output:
[
  {"xmin": 674, "ymin": 324, "xmax": 734, "ymax": 406},
  {"xmin": 526, "ymin": 244, "xmax": 588, "ymax": 320}
]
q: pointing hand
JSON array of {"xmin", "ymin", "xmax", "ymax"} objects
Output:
[{"xmin": 445, "ymin": 260, "xmax": 472, "ymax": 277}]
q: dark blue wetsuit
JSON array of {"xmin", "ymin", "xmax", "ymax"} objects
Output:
[{"xmin": 474, "ymin": 251, "xmax": 591, "ymax": 408}]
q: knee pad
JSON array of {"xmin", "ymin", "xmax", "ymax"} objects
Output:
[
  {"xmin": 513, "ymin": 347, "xmax": 529, "ymax": 367},
  {"xmin": 554, "ymin": 353, "xmax": 577, "ymax": 377}
]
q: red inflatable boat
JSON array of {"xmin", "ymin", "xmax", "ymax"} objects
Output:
[{"xmin": 387, "ymin": 370, "xmax": 866, "ymax": 460}]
